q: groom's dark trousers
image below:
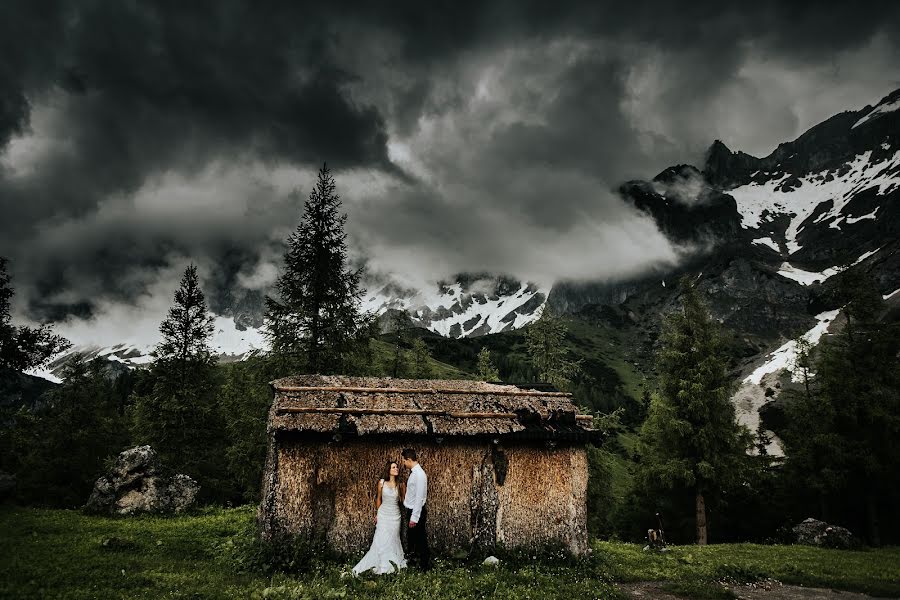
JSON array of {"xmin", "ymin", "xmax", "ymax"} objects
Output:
[{"xmin": 402, "ymin": 505, "xmax": 431, "ymax": 571}]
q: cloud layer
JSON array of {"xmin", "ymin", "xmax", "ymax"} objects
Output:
[{"xmin": 2, "ymin": 0, "xmax": 899, "ymax": 327}]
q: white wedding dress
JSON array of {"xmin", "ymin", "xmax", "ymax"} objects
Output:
[{"xmin": 352, "ymin": 481, "xmax": 407, "ymax": 575}]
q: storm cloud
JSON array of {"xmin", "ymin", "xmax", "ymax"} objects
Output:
[{"xmin": 2, "ymin": 0, "xmax": 899, "ymax": 331}]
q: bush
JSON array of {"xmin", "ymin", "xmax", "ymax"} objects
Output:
[{"xmin": 227, "ymin": 523, "xmax": 333, "ymax": 574}]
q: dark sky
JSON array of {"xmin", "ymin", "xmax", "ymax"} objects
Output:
[{"xmin": 2, "ymin": 0, "xmax": 900, "ymax": 335}]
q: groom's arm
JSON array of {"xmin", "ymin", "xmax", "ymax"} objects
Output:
[{"xmin": 410, "ymin": 472, "xmax": 426, "ymax": 524}]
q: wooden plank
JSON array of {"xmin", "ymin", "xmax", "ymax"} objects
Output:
[
  {"xmin": 276, "ymin": 406, "xmax": 521, "ymax": 419},
  {"xmin": 274, "ymin": 385, "xmax": 571, "ymax": 397},
  {"xmin": 276, "ymin": 406, "xmax": 595, "ymax": 424}
]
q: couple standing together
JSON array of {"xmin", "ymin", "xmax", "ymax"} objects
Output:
[{"xmin": 352, "ymin": 448, "xmax": 431, "ymax": 575}]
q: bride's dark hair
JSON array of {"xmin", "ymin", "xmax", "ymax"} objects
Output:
[{"xmin": 381, "ymin": 460, "xmax": 403, "ymax": 493}]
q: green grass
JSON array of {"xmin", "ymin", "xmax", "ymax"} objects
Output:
[
  {"xmin": 3, "ymin": 505, "xmax": 899, "ymax": 599},
  {"xmin": 0, "ymin": 505, "xmax": 622, "ymax": 599},
  {"xmin": 593, "ymin": 540, "xmax": 900, "ymax": 597}
]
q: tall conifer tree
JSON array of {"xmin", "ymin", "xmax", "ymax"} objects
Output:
[
  {"xmin": 131, "ymin": 264, "xmax": 225, "ymax": 497},
  {"xmin": 525, "ymin": 306, "xmax": 581, "ymax": 390},
  {"xmin": 411, "ymin": 338, "xmax": 433, "ymax": 379},
  {"xmin": 639, "ymin": 277, "xmax": 752, "ymax": 545},
  {"xmin": 264, "ymin": 164, "xmax": 365, "ymax": 374},
  {"xmin": 780, "ymin": 271, "xmax": 900, "ymax": 545}
]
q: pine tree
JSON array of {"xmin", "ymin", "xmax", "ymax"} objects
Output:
[
  {"xmin": 0, "ymin": 257, "xmax": 71, "ymax": 372},
  {"xmin": 343, "ymin": 314, "xmax": 381, "ymax": 376},
  {"xmin": 10, "ymin": 356, "xmax": 129, "ymax": 506},
  {"xmin": 524, "ymin": 306, "xmax": 581, "ymax": 390},
  {"xmin": 218, "ymin": 356, "xmax": 279, "ymax": 502},
  {"xmin": 389, "ymin": 310, "xmax": 412, "ymax": 378},
  {"xmin": 157, "ymin": 264, "xmax": 215, "ymax": 364},
  {"xmin": 264, "ymin": 164, "xmax": 366, "ymax": 375},
  {"xmin": 130, "ymin": 265, "xmax": 227, "ymax": 499},
  {"xmin": 476, "ymin": 347, "xmax": 500, "ymax": 381},
  {"xmin": 411, "ymin": 338, "xmax": 433, "ymax": 379},
  {"xmin": 639, "ymin": 277, "xmax": 752, "ymax": 545},
  {"xmin": 780, "ymin": 271, "xmax": 900, "ymax": 545}
]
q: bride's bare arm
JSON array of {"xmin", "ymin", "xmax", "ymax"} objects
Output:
[{"xmin": 375, "ymin": 479, "xmax": 383, "ymax": 523}]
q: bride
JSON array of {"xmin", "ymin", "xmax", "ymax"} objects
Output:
[{"xmin": 352, "ymin": 460, "xmax": 408, "ymax": 575}]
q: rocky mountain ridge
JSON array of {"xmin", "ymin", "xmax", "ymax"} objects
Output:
[{"xmin": 601, "ymin": 87, "xmax": 900, "ymax": 451}]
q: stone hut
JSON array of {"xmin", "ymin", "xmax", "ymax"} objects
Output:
[{"xmin": 256, "ymin": 375, "xmax": 601, "ymax": 556}]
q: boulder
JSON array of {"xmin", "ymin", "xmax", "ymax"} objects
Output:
[
  {"xmin": 85, "ymin": 445, "xmax": 199, "ymax": 515},
  {"xmin": 792, "ymin": 518, "xmax": 854, "ymax": 549}
]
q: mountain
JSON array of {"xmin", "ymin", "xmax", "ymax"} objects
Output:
[
  {"xmin": 22, "ymin": 88, "xmax": 900, "ymax": 453},
  {"xmin": 361, "ymin": 272, "xmax": 549, "ymax": 338},
  {"xmin": 29, "ymin": 273, "xmax": 548, "ymax": 381},
  {"xmin": 603, "ymin": 87, "xmax": 900, "ymax": 452},
  {"xmin": 29, "ymin": 315, "xmax": 268, "ymax": 382},
  {"xmin": 0, "ymin": 368, "xmax": 58, "ymax": 413}
]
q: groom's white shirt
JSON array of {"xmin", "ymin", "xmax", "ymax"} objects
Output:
[{"xmin": 404, "ymin": 463, "xmax": 427, "ymax": 523}]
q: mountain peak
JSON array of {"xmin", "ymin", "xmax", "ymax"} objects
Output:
[
  {"xmin": 652, "ymin": 164, "xmax": 702, "ymax": 184},
  {"xmin": 709, "ymin": 138, "xmax": 732, "ymax": 154},
  {"xmin": 703, "ymin": 140, "xmax": 761, "ymax": 188}
]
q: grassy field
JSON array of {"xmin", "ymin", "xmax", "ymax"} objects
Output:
[
  {"xmin": 2, "ymin": 505, "xmax": 899, "ymax": 599},
  {"xmin": 594, "ymin": 541, "xmax": 900, "ymax": 598}
]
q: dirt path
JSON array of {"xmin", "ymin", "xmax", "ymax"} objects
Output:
[{"xmin": 616, "ymin": 581, "xmax": 893, "ymax": 600}]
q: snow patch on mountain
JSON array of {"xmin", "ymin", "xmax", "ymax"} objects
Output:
[
  {"xmin": 733, "ymin": 308, "xmax": 841, "ymax": 457},
  {"xmin": 29, "ymin": 315, "xmax": 267, "ymax": 382},
  {"xmin": 776, "ymin": 247, "xmax": 881, "ymax": 286},
  {"xmin": 852, "ymin": 98, "xmax": 900, "ymax": 129},
  {"xmin": 776, "ymin": 263, "xmax": 841, "ymax": 286},
  {"xmin": 210, "ymin": 316, "xmax": 267, "ymax": 357},
  {"xmin": 752, "ymin": 237, "xmax": 780, "ymax": 251},
  {"xmin": 728, "ymin": 150, "xmax": 900, "ymax": 253},
  {"xmin": 362, "ymin": 276, "xmax": 548, "ymax": 338},
  {"xmin": 23, "ymin": 365, "xmax": 62, "ymax": 384},
  {"xmin": 743, "ymin": 309, "xmax": 840, "ymax": 386}
]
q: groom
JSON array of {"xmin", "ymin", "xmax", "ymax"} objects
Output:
[{"xmin": 401, "ymin": 448, "xmax": 431, "ymax": 571}]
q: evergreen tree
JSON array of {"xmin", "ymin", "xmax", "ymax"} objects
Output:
[
  {"xmin": 130, "ymin": 265, "xmax": 228, "ymax": 500},
  {"xmin": 586, "ymin": 408, "xmax": 625, "ymax": 538},
  {"xmin": 264, "ymin": 164, "xmax": 366, "ymax": 374},
  {"xmin": 524, "ymin": 306, "xmax": 581, "ymax": 390},
  {"xmin": 476, "ymin": 347, "xmax": 500, "ymax": 381},
  {"xmin": 343, "ymin": 314, "xmax": 381, "ymax": 376},
  {"xmin": 0, "ymin": 257, "xmax": 71, "ymax": 372},
  {"xmin": 388, "ymin": 310, "xmax": 412, "ymax": 378},
  {"xmin": 780, "ymin": 271, "xmax": 900, "ymax": 545},
  {"xmin": 638, "ymin": 277, "xmax": 752, "ymax": 545},
  {"xmin": 411, "ymin": 338, "xmax": 433, "ymax": 379},
  {"xmin": 10, "ymin": 356, "xmax": 129, "ymax": 506},
  {"xmin": 156, "ymin": 264, "xmax": 215, "ymax": 365},
  {"xmin": 218, "ymin": 356, "xmax": 278, "ymax": 502}
]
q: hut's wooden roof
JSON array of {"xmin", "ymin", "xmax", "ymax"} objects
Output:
[{"xmin": 268, "ymin": 375, "xmax": 601, "ymax": 443}]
